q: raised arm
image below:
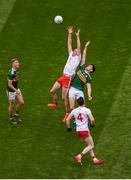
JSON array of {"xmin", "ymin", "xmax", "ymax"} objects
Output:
[
  {"xmin": 81, "ymin": 41, "xmax": 90, "ymax": 65},
  {"xmin": 67, "ymin": 26, "xmax": 73, "ymax": 54},
  {"xmin": 75, "ymin": 29, "xmax": 81, "ymax": 51}
]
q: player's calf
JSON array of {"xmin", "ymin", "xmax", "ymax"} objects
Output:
[
  {"xmin": 48, "ymin": 89, "xmax": 59, "ymax": 108},
  {"xmin": 62, "ymin": 94, "xmax": 70, "ymax": 122},
  {"xmin": 8, "ymin": 101, "xmax": 17, "ymax": 124}
]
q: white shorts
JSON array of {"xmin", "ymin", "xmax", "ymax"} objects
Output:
[
  {"xmin": 6, "ymin": 89, "xmax": 21, "ymax": 101},
  {"xmin": 69, "ymin": 87, "xmax": 84, "ymax": 100}
]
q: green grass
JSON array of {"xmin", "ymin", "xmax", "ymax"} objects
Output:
[{"xmin": 0, "ymin": 0, "xmax": 131, "ymax": 178}]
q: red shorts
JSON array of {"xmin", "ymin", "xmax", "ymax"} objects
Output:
[
  {"xmin": 57, "ymin": 74, "xmax": 72, "ymax": 88},
  {"xmin": 76, "ymin": 131, "xmax": 90, "ymax": 139}
]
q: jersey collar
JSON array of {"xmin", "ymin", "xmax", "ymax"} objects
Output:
[
  {"xmin": 84, "ymin": 70, "xmax": 91, "ymax": 79},
  {"xmin": 12, "ymin": 68, "xmax": 17, "ymax": 72}
]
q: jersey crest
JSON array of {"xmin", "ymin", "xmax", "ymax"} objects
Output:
[{"xmin": 77, "ymin": 70, "xmax": 87, "ymax": 84}]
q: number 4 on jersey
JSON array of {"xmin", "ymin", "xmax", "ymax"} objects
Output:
[{"xmin": 77, "ymin": 113, "xmax": 83, "ymax": 121}]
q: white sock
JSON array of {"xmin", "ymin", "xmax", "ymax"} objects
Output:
[{"xmin": 93, "ymin": 157, "xmax": 98, "ymax": 161}]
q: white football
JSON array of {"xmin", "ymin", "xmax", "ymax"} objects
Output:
[{"xmin": 54, "ymin": 15, "xmax": 63, "ymax": 24}]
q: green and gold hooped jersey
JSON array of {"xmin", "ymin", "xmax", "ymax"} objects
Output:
[
  {"xmin": 7, "ymin": 69, "xmax": 19, "ymax": 92},
  {"xmin": 71, "ymin": 64, "xmax": 92, "ymax": 91}
]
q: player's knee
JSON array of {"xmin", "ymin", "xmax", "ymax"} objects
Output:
[
  {"xmin": 91, "ymin": 144, "xmax": 94, "ymax": 149},
  {"xmin": 9, "ymin": 102, "xmax": 15, "ymax": 108},
  {"xmin": 20, "ymin": 100, "xmax": 25, "ymax": 106},
  {"xmin": 62, "ymin": 95, "xmax": 67, "ymax": 101},
  {"xmin": 50, "ymin": 89, "xmax": 55, "ymax": 96},
  {"xmin": 62, "ymin": 92, "xmax": 68, "ymax": 100}
]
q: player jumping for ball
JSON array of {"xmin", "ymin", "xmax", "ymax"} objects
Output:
[
  {"xmin": 48, "ymin": 26, "xmax": 81, "ymax": 121},
  {"xmin": 68, "ymin": 41, "xmax": 96, "ymax": 114},
  {"xmin": 66, "ymin": 97, "xmax": 104, "ymax": 166},
  {"xmin": 6, "ymin": 59, "xmax": 24, "ymax": 124}
]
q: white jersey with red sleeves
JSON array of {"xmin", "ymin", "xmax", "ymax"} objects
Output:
[
  {"xmin": 63, "ymin": 51, "xmax": 81, "ymax": 76},
  {"xmin": 70, "ymin": 106, "xmax": 91, "ymax": 131}
]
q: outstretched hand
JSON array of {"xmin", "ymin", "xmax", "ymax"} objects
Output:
[
  {"xmin": 85, "ymin": 41, "xmax": 90, "ymax": 47},
  {"xmin": 67, "ymin": 26, "xmax": 73, "ymax": 34},
  {"xmin": 75, "ymin": 29, "xmax": 80, "ymax": 36}
]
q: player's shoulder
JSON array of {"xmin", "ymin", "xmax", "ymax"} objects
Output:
[
  {"xmin": 71, "ymin": 107, "xmax": 79, "ymax": 113},
  {"xmin": 8, "ymin": 69, "xmax": 15, "ymax": 74},
  {"xmin": 7, "ymin": 69, "xmax": 16, "ymax": 79},
  {"xmin": 8, "ymin": 69, "xmax": 13, "ymax": 75},
  {"xmin": 87, "ymin": 72, "xmax": 91, "ymax": 79},
  {"xmin": 86, "ymin": 72, "xmax": 92, "ymax": 84},
  {"xmin": 68, "ymin": 51, "xmax": 73, "ymax": 56},
  {"xmin": 71, "ymin": 107, "xmax": 80, "ymax": 114},
  {"xmin": 82, "ymin": 106, "xmax": 92, "ymax": 114},
  {"xmin": 79, "ymin": 64, "xmax": 86, "ymax": 69}
]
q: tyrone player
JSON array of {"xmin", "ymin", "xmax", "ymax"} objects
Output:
[
  {"xmin": 6, "ymin": 59, "xmax": 24, "ymax": 124},
  {"xmin": 48, "ymin": 26, "xmax": 81, "ymax": 121},
  {"xmin": 68, "ymin": 41, "xmax": 96, "ymax": 113},
  {"xmin": 66, "ymin": 97, "xmax": 104, "ymax": 166}
]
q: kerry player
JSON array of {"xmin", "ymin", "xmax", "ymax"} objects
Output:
[
  {"xmin": 6, "ymin": 59, "xmax": 24, "ymax": 124},
  {"xmin": 66, "ymin": 97, "xmax": 104, "ymax": 166},
  {"xmin": 68, "ymin": 41, "xmax": 96, "ymax": 113},
  {"xmin": 48, "ymin": 26, "xmax": 81, "ymax": 121}
]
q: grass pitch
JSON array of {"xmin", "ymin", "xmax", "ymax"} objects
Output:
[{"xmin": 0, "ymin": 0, "xmax": 131, "ymax": 178}]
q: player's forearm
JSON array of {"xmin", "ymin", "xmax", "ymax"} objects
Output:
[
  {"xmin": 91, "ymin": 119, "xmax": 95, "ymax": 126},
  {"xmin": 89, "ymin": 114, "xmax": 96, "ymax": 127},
  {"xmin": 66, "ymin": 115, "xmax": 72, "ymax": 128},
  {"xmin": 8, "ymin": 82, "xmax": 17, "ymax": 92},
  {"xmin": 81, "ymin": 46, "xmax": 87, "ymax": 65},
  {"xmin": 87, "ymin": 89, "xmax": 91, "ymax": 98},
  {"xmin": 9, "ymin": 86, "xmax": 17, "ymax": 92},
  {"xmin": 87, "ymin": 85, "xmax": 92, "ymax": 98},
  {"xmin": 83, "ymin": 45, "xmax": 87, "ymax": 56},
  {"xmin": 76, "ymin": 35, "xmax": 81, "ymax": 50},
  {"xmin": 66, "ymin": 120, "xmax": 71, "ymax": 128},
  {"xmin": 87, "ymin": 83, "xmax": 92, "ymax": 101},
  {"xmin": 81, "ymin": 41, "xmax": 90, "ymax": 65},
  {"xmin": 68, "ymin": 33, "xmax": 72, "ymax": 47}
]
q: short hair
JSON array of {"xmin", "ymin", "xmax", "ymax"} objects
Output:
[
  {"xmin": 77, "ymin": 97, "xmax": 84, "ymax": 106},
  {"xmin": 90, "ymin": 64, "xmax": 96, "ymax": 73},
  {"xmin": 10, "ymin": 58, "xmax": 18, "ymax": 64}
]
